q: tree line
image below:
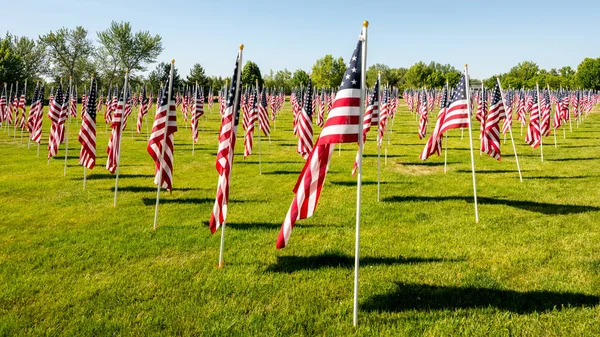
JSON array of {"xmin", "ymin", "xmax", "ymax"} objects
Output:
[{"xmin": 1, "ymin": 22, "xmax": 599, "ymax": 99}]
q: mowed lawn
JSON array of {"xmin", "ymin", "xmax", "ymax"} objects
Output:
[{"xmin": 1, "ymin": 101, "xmax": 599, "ymax": 336}]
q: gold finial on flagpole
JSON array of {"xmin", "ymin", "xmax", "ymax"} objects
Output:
[
  {"xmin": 239, "ymin": 44, "xmax": 244, "ymax": 50},
  {"xmin": 363, "ymin": 21, "xmax": 369, "ymax": 27}
]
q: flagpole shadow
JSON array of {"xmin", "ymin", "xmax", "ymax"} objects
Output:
[{"xmin": 362, "ymin": 282, "xmax": 600, "ymax": 314}]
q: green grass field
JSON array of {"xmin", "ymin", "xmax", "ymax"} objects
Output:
[{"xmin": 1, "ymin": 102, "xmax": 599, "ymax": 336}]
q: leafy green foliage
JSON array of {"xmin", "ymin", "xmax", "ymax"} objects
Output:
[
  {"xmin": 405, "ymin": 61, "xmax": 460, "ymax": 89},
  {"xmin": 241, "ymin": 61, "xmax": 263, "ymax": 88},
  {"xmin": 39, "ymin": 26, "xmax": 95, "ymax": 87},
  {"xmin": 576, "ymin": 58, "xmax": 600, "ymax": 90},
  {"xmin": 311, "ymin": 55, "xmax": 345, "ymax": 89}
]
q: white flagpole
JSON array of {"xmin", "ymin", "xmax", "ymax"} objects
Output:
[
  {"xmin": 153, "ymin": 61, "xmax": 176, "ymax": 230},
  {"xmin": 465, "ymin": 65, "xmax": 479, "ymax": 223},
  {"xmin": 548, "ymin": 85, "xmax": 557, "ymax": 148},
  {"xmin": 219, "ymin": 45, "xmax": 243, "ymax": 268},
  {"xmin": 256, "ymin": 80, "xmax": 262, "ymax": 175},
  {"xmin": 443, "ymin": 80, "xmax": 449, "ymax": 174},
  {"xmin": 64, "ymin": 77, "xmax": 73, "ymax": 177},
  {"xmin": 354, "ymin": 21, "xmax": 367, "ymax": 327},
  {"xmin": 113, "ymin": 71, "xmax": 130, "ymax": 207},
  {"xmin": 536, "ymin": 83, "xmax": 544, "ymax": 162},
  {"xmin": 497, "ymin": 77, "xmax": 523, "ymax": 182},
  {"xmin": 376, "ymin": 73, "xmax": 381, "ymax": 202}
]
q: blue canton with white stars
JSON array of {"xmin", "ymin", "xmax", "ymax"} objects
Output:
[{"xmin": 338, "ymin": 38, "xmax": 362, "ymax": 91}]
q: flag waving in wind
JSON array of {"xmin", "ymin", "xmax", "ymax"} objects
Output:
[
  {"xmin": 277, "ymin": 30, "xmax": 365, "ymax": 249},
  {"xmin": 78, "ymin": 77, "xmax": 98, "ymax": 169},
  {"xmin": 210, "ymin": 48, "xmax": 243, "ymax": 234},
  {"xmin": 147, "ymin": 66, "xmax": 177, "ymax": 191}
]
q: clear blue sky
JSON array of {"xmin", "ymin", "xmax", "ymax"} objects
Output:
[{"xmin": 3, "ymin": 0, "xmax": 600, "ymax": 80}]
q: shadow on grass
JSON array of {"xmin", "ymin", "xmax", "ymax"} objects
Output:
[
  {"xmin": 330, "ymin": 180, "xmax": 391, "ymax": 187},
  {"xmin": 236, "ymin": 160, "xmax": 300, "ymax": 165},
  {"xmin": 267, "ymin": 252, "xmax": 460, "ymax": 273},
  {"xmin": 115, "ymin": 186, "xmax": 201, "ymax": 193},
  {"xmin": 401, "ymin": 161, "xmax": 459, "ymax": 167},
  {"xmin": 363, "ymin": 154, "xmax": 402, "ymax": 158},
  {"xmin": 548, "ymin": 157, "xmax": 600, "ymax": 162},
  {"xmin": 141, "ymin": 198, "xmax": 256, "ymax": 206},
  {"xmin": 522, "ymin": 175, "xmax": 598, "ymax": 180},
  {"xmin": 456, "ymin": 169, "xmax": 524, "ymax": 174},
  {"xmin": 75, "ymin": 173, "xmax": 154, "ymax": 181},
  {"xmin": 362, "ymin": 282, "xmax": 600, "ymax": 314},
  {"xmin": 382, "ymin": 196, "xmax": 600, "ymax": 215},
  {"xmin": 262, "ymin": 170, "xmax": 300, "ymax": 175}
]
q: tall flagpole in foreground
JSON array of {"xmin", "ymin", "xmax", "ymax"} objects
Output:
[
  {"xmin": 218, "ymin": 45, "xmax": 243, "ymax": 268},
  {"xmin": 376, "ymin": 73, "xmax": 381, "ymax": 202},
  {"xmin": 113, "ymin": 70, "xmax": 130, "ymax": 207},
  {"xmin": 465, "ymin": 65, "xmax": 479, "ymax": 223},
  {"xmin": 153, "ymin": 60, "xmax": 175, "ymax": 230},
  {"xmin": 497, "ymin": 77, "xmax": 523, "ymax": 182},
  {"xmin": 353, "ymin": 20, "xmax": 368, "ymax": 328}
]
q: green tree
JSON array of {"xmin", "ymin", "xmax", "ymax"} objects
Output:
[
  {"xmin": 186, "ymin": 63, "xmax": 210, "ymax": 88},
  {"xmin": 0, "ymin": 35, "xmax": 25, "ymax": 85},
  {"xmin": 366, "ymin": 63, "xmax": 390, "ymax": 88},
  {"xmin": 404, "ymin": 61, "xmax": 432, "ymax": 88},
  {"xmin": 97, "ymin": 21, "xmax": 162, "ymax": 74},
  {"xmin": 291, "ymin": 69, "xmax": 310, "ymax": 89},
  {"xmin": 241, "ymin": 61, "xmax": 263, "ymax": 88},
  {"xmin": 147, "ymin": 61, "xmax": 182, "ymax": 92},
  {"xmin": 10, "ymin": 35, "xmax": 47, "ymax": 84},
  {"xmin": 39, "ymin": 26, "xmax": 95, "ymax": 87},
  {"xmin": 272, "ymin": 69, "xmax": 292, "ymax": 93},
  {"xmin": 576, "ymin": 58, "xmax": 600, "ymax": 90},
  {"xmin": 311, "ymin": 55, "xmax": 345, "ymax": 89}
]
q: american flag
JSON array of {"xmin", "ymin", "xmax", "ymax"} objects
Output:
[
  {"xmin": 243, "ymin": 88, "xmax": 258, "ymax": 158},
  {"xmin": 17, "ymin": 89, "xmax": 27, "ymax": 130},
  {"xmin": 136, "ymin": 85, "xmax": 149, "ymax": 134},
  {"xmin": 258, "ymin": 89, "xmax": 271, "ymax": 137},
  {"xmin": 26, "ymin": 84, "xmax": 40, "ymax": 135},
  {"xmin": 316, "ymin": 89, "xmax": 325, "ymax": 127},
  {"xmin": 525, "ymin": 90, "xmax": 541, "ymax": 148},
  {"xmin": 78, "ymin": 79, "xmax": 98, "ymax": 169},
  {"xmin": 148, "ymin": 71, "xmax": 178, "ymax": 191},
  {"xmin": 420, "ymin": 84, "xmax": 449, "ymax": 160},
  {"xmin": 501, "ymin": 88, "xmax": 513, "ymax": 135},
  {"xmin": 191, "ymin": 85, "xmax": 204, "ymax": 143},
  {"xmin": 418, "ymin": 90, "xmax": 428, "ymax": 139},
  {"xmin": 210, "ymin": 50, "xmax": 242, "ymax": 234},
  {"xmin": 352, "ymin": 76, "xmax": 380, "ymax": 176},
  {"xmin": 31, "ymin": 85, "xmax": 45, "ymax": 144},
  {"xmin": 553, "ymin": 91, "xmax": 563, "ymax": 129},
  {"xmin": 481, "ymin": 81, "xmax": 503, "ymax": 160},
  {"xmin": 81, "ymin": 89, "xmax": 87, "ymax": 119},
  {"xmin": 378, "ymin": 87, "xmax": 389, "ymax": 147},
  {"xmin": 106, "ymin": 86, "xmax": 127, "ymax": 174},
  {"xmin": 540, "ymin": 90, "xmax": 551, "ymax": 137},
  {"xmin": 47, "ymin": 84, "xmax": 65, "ymax": 159},
  {"xmin": 208, "ymin": 87, "xmax": 214, "ymax": 110},
  {"xmin": 297, "ymin": 79, "xmax": 314, "ymax": 159},
  {"xmin": 0, "ymin": 85, "xmax": 6, "ymax": 125},
  {"xmin": 277, "ymin": 33, "xmax": 364, "ymax": 249},
  {"xmin": 69, "ymin": 87, "xmax": 77, "ymax": 118}
]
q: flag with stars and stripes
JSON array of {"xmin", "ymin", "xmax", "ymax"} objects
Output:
[
  {"xmin": 277, "ymin": 31, "xmax": 365, "ymax": 249},
  {"xmin": 191, "ymin": 85, "xmax": 204, "ymax": 143},
  {"xmin": 352, "ymin": 76, "xmax": 380, "ymax": 176},
  {"xmin": 106, "ymin": 86, "xmax": 128, "ymax": 174},
  {"xmin": 26, "ymin": 84, "xmax": 40, "ymax": 135},
  {"xmin": 258, "ymin": 89, "xmax": 271, "ymax": 137},
  {"xmin": 525, "ymin": 90, "xmax": 541, "ymax": 148},
  {"xmin": 78, "ymin": 79, "xmax": 98, "ymax": 169},
  {"xmin": 47, "ymin": 84, "xmax": 65, "ymax": 159},
  {"xmin": 418, "ymin": 89, "xmax": 429, "ymax": 139},
  {"xmin": 210, "ymin": 50, "xmax": 242, "ymax": 234},
  {"xmin": 420, "ymin": 83, "xmax": 449, "ymax": 160},
  {"xmin": 147, "ymin": 71, "xmax": 178, "ymax": 191},
  {"xmin": 30, "ymin": 85, "xmax": 45, "ymax": 144},
  {"xmin": 481, "ymin": 81, "xmax": 503, "ymax": 160},
  {"xmin": 136, "ymin": 85, "xmax": 149, "ymax": 134},
  {"xmin": 297, "ymin": 79, "xmax": 314, "ymax": 159},
  {"xmin": 243, "ymin": 88, "xmax": 258, "ymax": 158}
]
